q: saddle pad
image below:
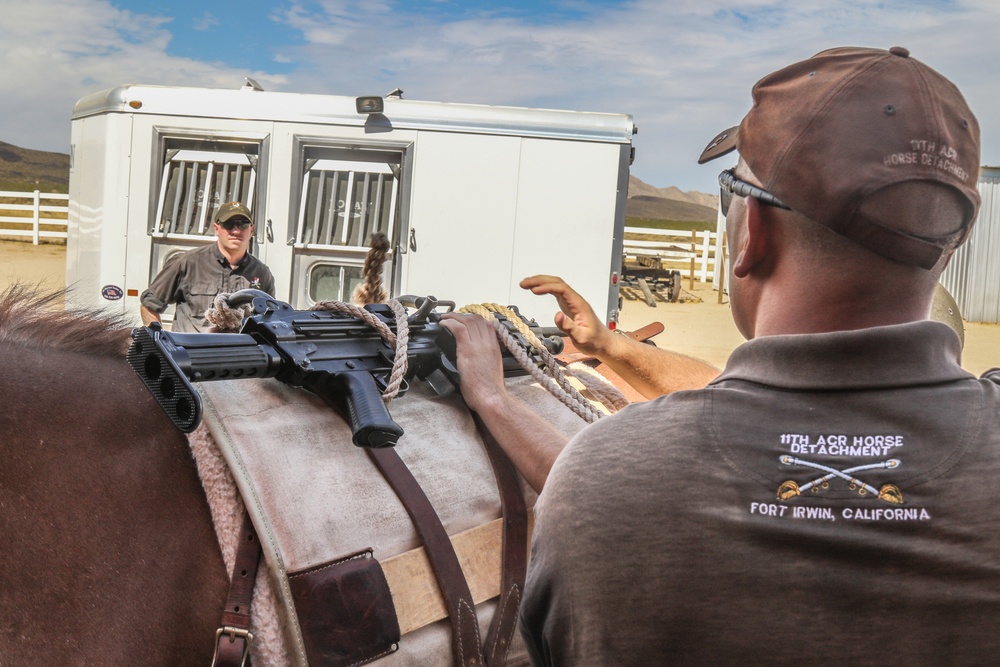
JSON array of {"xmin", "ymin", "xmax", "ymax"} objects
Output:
[{"xmin": 198, "ymin": 375, "xmax": 588, "ymax": 666}]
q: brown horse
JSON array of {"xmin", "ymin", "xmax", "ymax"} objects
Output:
[
  {"xmin": 0, "ymin": 285, "xmax": 231, "ymax": 664},
  {"xmin": 0, "ymin": 285, "xmax": 601, "ymax": 665}
]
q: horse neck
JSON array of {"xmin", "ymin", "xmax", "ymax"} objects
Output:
[{"xmin": 0, "ymin": 342, "xmax": 230, "ymax": 664}]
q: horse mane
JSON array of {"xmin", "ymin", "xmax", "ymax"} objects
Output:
[{"xmin": 0, "ymin": 284, "xmax": 132, "ymax": 356}]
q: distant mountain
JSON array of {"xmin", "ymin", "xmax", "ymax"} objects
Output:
[
  {"xmin": 626, "ymin": 175, "xmax": 718, "ymax": 222},
  {"xmin": 0, "ymin": 140, "xmax": 70, "ymax": 191}
]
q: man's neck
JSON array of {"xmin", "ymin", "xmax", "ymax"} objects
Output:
[{"xmin": 216, "ymin": 242, "xmax": 247, "ymax": 268}]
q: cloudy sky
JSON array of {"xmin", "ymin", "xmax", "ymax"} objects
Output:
[{"xmin": 2, "ymin": 0, "xmax": 998, "ymax": 193}]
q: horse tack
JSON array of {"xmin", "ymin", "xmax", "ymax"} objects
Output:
[
  {"xmin": 366, "ymin": 416, "xmax": 526, "ymax": 667},
  {"xmin": 194, "ymin": 376, "xmax": 579, "ymax": 666},
  {"xmin": 210, "ymin": 415, "xmax": 526, "ymax": 667},
  {"xmin": 212, "ymin": 512, "xmax": 263, "ymax": 667}
]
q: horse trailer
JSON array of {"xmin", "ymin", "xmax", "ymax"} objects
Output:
[{"xmin": 67, "ymin": 83, "xmax": 634, "ymax": 328}]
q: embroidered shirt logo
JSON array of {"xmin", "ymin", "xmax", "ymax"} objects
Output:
[{"xmin": 776, "ymin": 456, "xmax": 903, "ymax": 504}]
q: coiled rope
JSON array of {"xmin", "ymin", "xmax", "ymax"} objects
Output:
[{"xmin": 458, "ymin": 303, "xmax": 605, "ymax": 423}]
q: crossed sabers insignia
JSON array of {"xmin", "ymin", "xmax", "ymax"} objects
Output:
[{"xmin": 777, "ymin": 456, "xmax": 904, "ymax": 504}]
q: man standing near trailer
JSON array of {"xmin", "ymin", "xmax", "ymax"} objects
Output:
[
  {"xmin": 140, "ymin": 201, "xmax": 275, "ymax": 332},
  {"xmin": 443, "ymin": 46, "xmax": 1000, "ymax": 664}
]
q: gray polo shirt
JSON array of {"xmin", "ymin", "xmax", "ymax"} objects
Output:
[
  {"xmin": 522, "ymin": 321, "xmax": 1000, "ymax": 665},
  {"xmin": 140, "ymin": 243, "xmax": 275, "ymax": 332}
]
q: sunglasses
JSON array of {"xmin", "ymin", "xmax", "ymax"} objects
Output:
[
  {"xmin": 219, "ymin": 219, "xmax": 252, "ymax": 231},
  {"xmin": 719, "ymin": 168, "xmax": 791, "ymax": 216}
]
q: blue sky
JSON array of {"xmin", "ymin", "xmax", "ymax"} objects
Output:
[{"xmin": 2, "ymin": 0, "xmax": 999, "ymax": 193}]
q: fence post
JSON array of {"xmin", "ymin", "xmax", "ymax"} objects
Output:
[
  {"xmin": 32, "ymin": 190, "xmax": 41, "ymax": 244},
  {"xmin": 689, "ymin": 229, "xmax": 696, "ymax": 289}
]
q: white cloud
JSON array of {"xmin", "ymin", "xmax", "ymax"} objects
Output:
[
  {"xmin": 193, "ymin": 12, "xmax": 220, "ymax": 32},
  {"xmin": 0, "ymin": 1, "xmax": 286, "ymax": 154},
  {"xmin": 271, "ymin": 0, "xmax": 1000, "ymax": 189},
  {"xmin": 1, "ymin": 0, "xmax": 998, "ymax": 191}
]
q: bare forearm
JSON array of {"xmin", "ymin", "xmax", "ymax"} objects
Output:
[
  {"xmin": 470, "ymin": 392, "xmax": 568, "ymax": 493},
  {"xmin": 598, "ymin": 335, "xmax": 719, "ymax": 398},
  {"xmin": 140, "ymin": 305, "xmax": 162, "ymax": 327}
]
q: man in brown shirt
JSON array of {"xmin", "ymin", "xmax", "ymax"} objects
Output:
[
  {"xmin": 140, "ymin": 201, "xmax": 275, "ymax": 332},
  {"xmin": 443, "ymin": 46, "xmax": 997, "ymax": 665}
]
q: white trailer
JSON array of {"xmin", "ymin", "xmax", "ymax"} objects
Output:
[{"xmin": 67, "ymin": 83, "xmax": 633, "ymax": 327}]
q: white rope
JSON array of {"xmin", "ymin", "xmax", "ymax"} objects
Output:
[
  {"xmin": 313, "ymin": 299, "xmax": 409, "ymax": 403},
  {"xmin": 458, "ymin": 303, "xmax": 605, "ymax": 423},
  {"xmin": 204, "ymin": 293, "xmax": 254, "ymax": 332}
]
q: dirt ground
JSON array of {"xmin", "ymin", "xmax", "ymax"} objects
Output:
[{"xmin": 1, "ymin": 239, "xmax": 997, "ymax": 377}]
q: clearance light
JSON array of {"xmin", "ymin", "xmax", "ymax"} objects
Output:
[
  {"xmin": 611, "ymin": 272, "xmax": 618, "ymax": 285},
  {"xmin": 128, "ymin": 100, "xmax": 142, "ymax": 109}
]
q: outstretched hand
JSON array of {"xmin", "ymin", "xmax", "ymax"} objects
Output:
[{"xmin": 519, "ymin": 275, "xmax": 613, "ymax": 357}]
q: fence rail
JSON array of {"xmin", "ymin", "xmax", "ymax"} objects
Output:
[
  {"xmin": 623, "ymin": 226, "xmax": 719, "ymax": 284},
  {"xmin": 0, "ymin": 190, "xmax": 69, "ymax": 244}
]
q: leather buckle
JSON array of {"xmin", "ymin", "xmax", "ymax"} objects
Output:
[{"xmin": 210, "ymin": 626, "xmax": 254, "ymax": 667}]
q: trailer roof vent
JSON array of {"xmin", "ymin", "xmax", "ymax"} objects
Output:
[{"xmin": 243, "ymin": 78, "xmax": 264, "ymax": 91}]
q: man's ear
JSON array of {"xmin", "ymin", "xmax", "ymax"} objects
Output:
[{"xmin": 732, "ymin": 197, "xmax": 770, "ymax": 278}]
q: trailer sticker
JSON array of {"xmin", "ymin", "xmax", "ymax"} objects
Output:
[{"xmin": 101, "ymin": 285, "xmax": 124, "ymax": 301}]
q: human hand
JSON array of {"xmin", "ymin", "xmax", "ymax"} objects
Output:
[
  {"xmin": 439, "ymin": 313, "xmax": 508, "ymax": 413},
  {"xmin": 519, "ymin": 274, "xmax": 613, "ymax": 358}
]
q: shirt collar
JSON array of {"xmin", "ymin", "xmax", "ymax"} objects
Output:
[
  {"xmin": 711, "ymin": 321, "xmax": 971, "ymax": 390},
  {"xmin": 211, "ymin": 243, "xmax": 248, "ymax": 269}
]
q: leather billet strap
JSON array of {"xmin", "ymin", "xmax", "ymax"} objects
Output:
[
  {"xmin": 367, "ymin": 412, "xmax": 527, "ymax": 667},
  {"xmin": 472, "ymin": 412, "xmax": 528, "ymax": 666},
  {"xmin": 211, "ymin": 511, "xmax": 263, "ymax": 667},
  {"xmin": 367, "ymin": 446, "xmax": 485, "ymax": 665}
]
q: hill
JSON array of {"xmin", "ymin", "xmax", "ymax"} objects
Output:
[
  {"xmin": 0, "ymin": 140, "xmax": 70, "ymax": 192},
  {"xmin": 626, "ymin": 175, "xmax": 717, "ymax": 223}
]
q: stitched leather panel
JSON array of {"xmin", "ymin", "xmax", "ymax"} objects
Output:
[{"xmin": 289, "ymin": 550, "xmax": 400, "ymax": 667}]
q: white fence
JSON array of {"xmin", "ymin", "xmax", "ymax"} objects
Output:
[
  {"xmin": 623, "ymin": 226, "xmax": 719, "ymax": 283},
  {"xmin": 0, "ymin": 190, "xmax": 69, "ymax": 244}
]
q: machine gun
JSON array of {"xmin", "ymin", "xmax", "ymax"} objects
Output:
[{"xmin": 127, "ymin": 291, "xmax": 563, "ymax": 448}]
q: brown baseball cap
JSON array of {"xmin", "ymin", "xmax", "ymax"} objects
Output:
[
  {"xmin": 215, "ymin": 201, "xmax": 253, "ymax": 224},
  {"xmin": 699, "ymin": 46, "xmax": 981, "ymax": 269}
]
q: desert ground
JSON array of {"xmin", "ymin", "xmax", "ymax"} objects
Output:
[{"xmin": 1, "ymin": 239, "xmax": 997, "ymax": 377}]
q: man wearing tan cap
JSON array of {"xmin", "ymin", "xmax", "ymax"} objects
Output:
[
  {"xmin": 443, "ymin": 47, "xmax": 998, "ymax": 664},
  {"xmin": 140, "ymin": 201, "xmax": 275, "ymax": 332}
]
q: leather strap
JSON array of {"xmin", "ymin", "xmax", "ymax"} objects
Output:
[
  {"xmin": 473, "ymin": 412, "xmax": 528, "ymax": 667},
  {"xmin": 367, "ymin": 411, "xmax": 527, "ymax": 667},
  {"xmin": 211, "ymin": 511, "xmax": 263, "ymax": 667},
  {"xmin": 368, "ymin": 446, "xmax": 484, "ymax": 666}
]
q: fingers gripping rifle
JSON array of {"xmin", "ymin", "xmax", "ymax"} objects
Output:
[{"xmin": 127, "ymin": 290, "xmax": 563, "ymax": 448}]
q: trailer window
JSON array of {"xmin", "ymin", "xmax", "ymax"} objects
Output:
[
  {"xmin": 309, "ymin": 264, "xmax": 365, "ymax": 303},
  {"xmin": 294, "ymin": 155, "xmax": 400, "ymax": 248},
  {"xmin": 153, "ymin": 142, "xmax": 259, "ymax": 238}
]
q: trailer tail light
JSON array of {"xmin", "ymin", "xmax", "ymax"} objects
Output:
[
  {"xmin": 608, "ymin": 321, "xmax": 617, "ymax": 330},
  {"xmin": 611, "ymin": 272, "xmax": 618, "ymax": 285}
]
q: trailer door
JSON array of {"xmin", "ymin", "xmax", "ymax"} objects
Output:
[
  {"xmin": 289, "ymin": 148, "xmax": 401, "ymax": 308},
  {"xmin": 147, "ymin": 140, "xmax": 264, "ymax": 324}
]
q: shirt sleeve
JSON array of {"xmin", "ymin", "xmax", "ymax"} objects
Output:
[{"xmin": 139, "ymin": 252, "xmax": 186, "ymax": 313}]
